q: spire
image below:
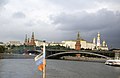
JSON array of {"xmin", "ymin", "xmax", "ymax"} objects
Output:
[
  {"xmin": 24, "ymin": 34, "xmax": 28, "ymax": 45},
  {"xmin": 25, "ymin": 34, "xmax": 27, "ymax": 42},
  {"xmin": 32, "ymin": 32, "xmax": 34, "ymax": 39},
  {"xmin": 77, "ymin": 32, "xmax": 80, "ymax": 39}
]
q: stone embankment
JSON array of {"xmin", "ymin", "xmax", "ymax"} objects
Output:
[
  {"xmin": 61, "ymin": 56, "xmax": 107, "ymax": 63},
  {"xmin": 0, "ymin": 53, "xmax": 35, "ymax": 59}
]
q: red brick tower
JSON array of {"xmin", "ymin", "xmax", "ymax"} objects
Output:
[
  {"xmin": 75, "ymin": 32, "xmax": 81, "ymax": 50},
  {"xmin": 30, "ymin": 32, "xmax": 36, "ymax": 46}
]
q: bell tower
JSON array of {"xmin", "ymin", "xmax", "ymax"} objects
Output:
[
  {"xmin": 97, "ymin": 32, "xmax": 101, "ymax": 47},
  {"xmin": 75, "ymin": 32, "xmax": 81, "ymax": 50}
]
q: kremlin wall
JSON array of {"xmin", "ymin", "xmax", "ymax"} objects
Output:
[{"xmin": 3, "ymin": 32, "xmax": 109, "ymax": 51}]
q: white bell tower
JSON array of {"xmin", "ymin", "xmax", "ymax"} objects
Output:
[{"xmin": 97, "ymin": 32, "xmax": 101, "ymax": 47}]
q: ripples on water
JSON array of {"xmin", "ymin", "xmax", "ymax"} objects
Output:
[{"xmin": 0, "ymin": 59, "xmax": 120, "ymax": 78}]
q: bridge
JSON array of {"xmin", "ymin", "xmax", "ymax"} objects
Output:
[
  {"xmin": 11, "ymin": 45, "xmax": 114, "ymax": 59},
  {"xmin": 46, "ymin": 51, "xmax": 111, "ymax": 59},
  {"xmin": 22, "ymin": 47, "xmax": 114, "ymax": 60}
]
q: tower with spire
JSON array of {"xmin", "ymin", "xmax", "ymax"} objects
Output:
[
  {"xmin": 75, "ymin": 32, "xmax": 81, "ymax": 50},
  {"xmin": 97, "ymin": 32, "xmax": 101, "ymax": 47},
  {"xmin": 24, "ymin": 32, "xmax": 36, "ymax": 46},
  {"xmin": 24, "ymin": 34, "xmax": 28, "ymax": 45},
  {"xmin": 30, "ymin": 32, "xmax": 36, "ymax": 46}
]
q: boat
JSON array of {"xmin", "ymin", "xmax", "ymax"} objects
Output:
[{"xmin": 105, "ymin": 59, "xmax": 120, "ymax": 66}]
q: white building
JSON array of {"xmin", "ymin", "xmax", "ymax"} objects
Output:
[
  {"xmin": 61, "ymin": 32, "xmax": 108, "ymax": 50},
  {"xmin": 35, "ymin": 32, "xmax": 108, "ymax": 51},
  {"xmin": 35, "ymin": 39, "xmax": 49, "ymax": 46},
  {"xmin": 62, "ymin": 39, "xmax": 95, "ymax": 50},
  {"xmin": 49, "ymin": 42, "xmax": 64, "ymax": 46},
  {"xmin": 6, "ymin": 41, "xmax": 22, "ymax": 46},
  {"xmin": 96, "ymin": 33, "xmax": 109, "ymax": 50},
  {"xmin": 62, "ymin": 40, "xmax": 76, "ymax": 49}
]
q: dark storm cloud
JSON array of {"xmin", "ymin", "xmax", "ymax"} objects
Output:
[
  {"xmin": 50, "ymin": 9, "xmax": 120, "ymax": 48},
  {"xmin": 51, "ymin": 9, "xmax": 120, "ymax": 32},
  {"xmin": 12, "ymin": 12, "xmax": 26, "ymax": 18}
]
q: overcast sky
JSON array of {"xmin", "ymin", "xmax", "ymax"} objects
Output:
[{"xmin": 0, "ymin": 0, "xmax": 120, "ymax": 48}]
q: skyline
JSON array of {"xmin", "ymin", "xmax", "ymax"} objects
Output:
[{"xmin": 0, "ymin": 0, "xmax": 120, "ymax": 48}]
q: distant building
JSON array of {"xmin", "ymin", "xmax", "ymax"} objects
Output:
[
  {"xmin": 62, "ymin": 39, "xmax": 95, "ymax": 50},
  {"xmin": 62, "ymin": 32, "xmax": 108, "ymax": 50},
  {"xmin": 95, "ymin": 32, "xmax": 108, "ymax": 50},
  {"xmin": 48, "ymin": 42, "xmax": 64, "ymax": 46},
  {"xmin": 62, "ymin": 40, "xmax": 76, "ymax": 49},
  {"xmin": 35, "ymin": 39, "xmax": 49, "ymax": 46},
  {"xmin": 24, "ymin": 32, "xmax": 36, "ymax": 46},
  {"xmin": 6, "ymin": 41, "xmax": 22, "ymax": 46},
  {"xmin": 22, "ymin": 32, "xmax": 108, "ymax": 51}
]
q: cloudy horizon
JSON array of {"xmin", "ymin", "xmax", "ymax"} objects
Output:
[{"xmin": 0, "ymin": 0, "xmax": 120, "ymax": 48}]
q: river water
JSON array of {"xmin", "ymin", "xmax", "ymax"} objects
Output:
[{"xmin": 0, "ymin": 59, "xmax": 120, "ymax": 78}]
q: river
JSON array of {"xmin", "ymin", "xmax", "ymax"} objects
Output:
[{"xmin": 0, "ymin": 59, "xmax": 120, "ymax": 78}]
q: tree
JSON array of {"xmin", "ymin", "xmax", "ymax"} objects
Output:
[
  {"xmin": 0, "ymin": 45, "xmax": 5, "ymax": 53},
  {"xmin": 46, "ymin": 45, "xmax": 72, "ymax": 50}
]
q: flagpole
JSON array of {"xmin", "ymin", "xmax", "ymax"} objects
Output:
[
  {"xmin": 42, "ymin": 41, "xmax": 46, "ymax": 78},
  {"xmin": 42, "ymin": 61, "xmax": 46, "ymax": 78}
]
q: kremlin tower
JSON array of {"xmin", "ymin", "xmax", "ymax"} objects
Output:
[
  {"xmin": 75, "ymin": 32, "xmax": 81, "ymax": 50},
  {"xmin": 30, "ymin": 32, "xmax": 36, "ymax": 46}
]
